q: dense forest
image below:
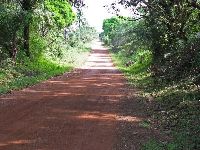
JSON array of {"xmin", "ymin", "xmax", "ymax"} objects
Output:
[
  {"xmin": 0, "ymin": 0, "xmax": 97, "ymax": 93},
  {"xmin": 100, "ymin": 0, "xmax": 200, "ymax": 149}
]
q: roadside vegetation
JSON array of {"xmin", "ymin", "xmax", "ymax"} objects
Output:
[
  {"xmin": 0, "ymin": 0, "xmax": 97, "ymax": 94},
  {"xmin": 1, "ymin": 0, "xmax": 200, "ymax": 149},
  {"xmin": 101, "ymin": 0, "xmax": 200, "ymax": 149}
]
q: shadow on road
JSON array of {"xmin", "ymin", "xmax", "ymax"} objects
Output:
[{"xmin": 0, "ymin": 42, "xmax": 161, "ymax": 150}]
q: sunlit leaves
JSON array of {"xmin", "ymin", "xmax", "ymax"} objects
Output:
[{"xmin": 45, "ymin": 0, "xmax": 75, "ymax": 28}]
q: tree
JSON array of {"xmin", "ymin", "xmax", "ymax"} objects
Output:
[
  {"xmin": 0, "ymin": 1, "xmax": 22, "ymax": 60},
  {"xmin": 102, "ymin": 17, "xmax": 123, "ymax": 45},
  {"xmin": 117, "ymin": 0, "xmax": 200, "ymax": 63},
  {"xmin": 0, "ymin": 0, "xmax": 76, "ymax": 59},
  {"xmin": 45, "ymin": 0, "xmax": 75, "ymax": 29}
]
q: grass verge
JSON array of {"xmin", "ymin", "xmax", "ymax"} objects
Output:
[
  {"xmin": 0, "ymin": 58, "xmax": 72, "ymax": 94},
  {"xmin": 0, "ymin": 46, "xmax": 90, "ymax": 95}
]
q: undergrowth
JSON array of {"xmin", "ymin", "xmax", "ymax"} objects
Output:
[
  {"xmin": 0, "ymin": 45, "xmax": 90, "ymax": 94},
  {"xmin": 111, "ymin": 49, "xmax": 200, "ymax": 150}
]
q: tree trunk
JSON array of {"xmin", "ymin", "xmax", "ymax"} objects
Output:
[
  {"xmin": 23, "ymin": 21, "xmax": 30, "ymax": 57},
  {"xmin": 21, "ymin": 0, "xmax": 31, "ymax": 57},
  {"xmin": 12, "ymin": 33, "xmax": 18, "ymax": 61}
]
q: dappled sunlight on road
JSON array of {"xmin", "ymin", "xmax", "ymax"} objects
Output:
[
  {"xmin": 0, "ymin": 41, "xmax": 145, "ymax": 150},
  {"xmin": 81, "ymin": 41, "xmax": 116, "ymax": 70},
  {"xmin": 76, "ymin": 112, "xmax": 142, "ymax": 122},
  {"xmin": 0, "ymin": 140, "xmax": 34, "ymax": 147}
]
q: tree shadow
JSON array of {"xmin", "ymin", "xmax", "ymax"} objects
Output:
[{"xmin": 0, "ymin": 45, "xmax": 162, "ymax": 150}]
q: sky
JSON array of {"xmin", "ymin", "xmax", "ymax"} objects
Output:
[{"xmin": 83, "ymin": 0, "xmax": 132, "ymax": 32}]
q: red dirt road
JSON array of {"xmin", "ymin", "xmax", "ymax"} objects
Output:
[
  {"xmin": 0, "ymin": 42, "xmax": 127, "ymax": 150},
  {"xmin": 0, "ymin": 41, "xmax": 159, "ymax": 150}
]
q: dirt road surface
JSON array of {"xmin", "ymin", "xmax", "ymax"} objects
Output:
[{"xmin": 0, "ymin": 41, "xmax": 159, "ymax": 150}]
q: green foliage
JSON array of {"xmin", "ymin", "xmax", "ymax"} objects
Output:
[
  {"xmin": 115, "ymin": 0, "xmax": 200, "ymax": 82},
  {"xmin": 103, "ymin": 2, "xmax": 200, "ymax": 146},
  {"xmin": 0, "ymin": 0, "xmax": 76, "ymax": 60},
  {"xmin": 152, "ymin": 84, "xmax": 200, "ymax": 150},
  {"xmin": 102, "ymin": 17, "xmax": 121, "ymax": 37},
  {"xmin": 29, "ymin": 32, "xmax": 47, "ymax": 59},
  {"xmin": 101, "ymin": 17, "xmax": 123, "ymax": 45},
  {"xmin": 43, "ymin": 23, "xmax": 97, "ymax": 66},
  {"xmin": 0, "ymin": 39, "xmax": 92, "ymax": 94},
  {"xmin": 142, "ymin": 139, "xmax": 164, "ymax": 150},
  {"xmin": 0, "ymin": 21, "xmax": 96, "ymax": 94},
  {"xmin": 102, "ymin": 0, "xmax": 200, "ymax": 150},
  {"xmin": 0, "ymin": 0, "xmax": 97, "ymax": 94},
  {"xmin": 0, "ymin": 58, "xmax": 72, "ymax": 94},
  {"xmin": 112, "ymin": 48, "xmax": 200, "ymax": 150},
  {"xmin": 0, "ymin": 2, "xmax": 22, "ymax": 59},
  {"xmin": 45, "ymin": 0, "xmax": 75, "ymax": 28}
]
